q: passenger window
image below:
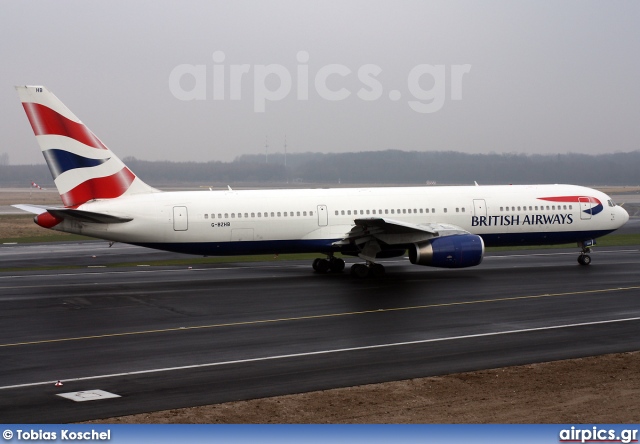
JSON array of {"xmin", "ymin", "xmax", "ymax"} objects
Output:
[
  {"xmin": 426, "ymin": 208, "xmax": 430, "ymax": 213},
  {"xmin": 419, "ymin": 209, "xmax": 423, "ymax": 213},
  {"xmin": 402, "ymin": 209, "xmax": 406, "ymax": 214},
  {"xmin": 238, "ymin": 213, "xmax": 242, "ymax": 218},
  {"xmin": 391, "ymin": 209, "xmax": 395, "ymax": 214},
  {"xmin": 456, "ymin": 208, "xmax": 459, "ymax": 213},
  {"xmin": 310, "ymin": 211, "xmax": 314, "ymax": 216},
  {"xmin": 204, "ymin": 214, "xmax": 208, "ymax": 219},
  {"xmin": 372, "ymin": 210, "xmax": 376, "ymax": 215},
  {"xmin": 231, "ymin": 213, "xmax": 235, "ymax": 218},
  {"xmin": 366, "ymin": 210, "xmax": 370, "ymax": 215},
  {"xmin": 347, "ymin": 210, "xmax": 351, "ymax": 215},
  {"xmin": 297, "ymin": 212, "xmax": 300, "ymax": 216},
  {"xmin": 303, "ymin": 211, "xmax": 307, "ymax": 216},
  {"xmin": 569, "ymin": 205, "xmax": 573, "ymax": 210},
  {"xmin": 385, "ymin": 209, "xmax": 389, "ymax": 214},
  {"xmin": 258, "ymin": 213, "xmax": 261, "ymax": 217},
  {"xmin": 462, "ymin": 208, "xmax": 465, "ymax": 213},
  {"xmin": 432, "ymin": 209, "xmax": 435, "ymax": 213},
  {"xmin": 335, "ymin": 211, "xmax": 338, "ymax": 216},
  {"xmin": 552, "ymin": 206, "xmax": 555, "ymax": 210},
  {"xmin": 444, "ymin": 208, "xmax": 447, "ymax": 213},
  {"xmin": 271, "ymin": 212, "xmax": 275, "ymax": 217},
  {"xmin": 224, "ymin": 213, "xmax": 228, "ymax": 218}
]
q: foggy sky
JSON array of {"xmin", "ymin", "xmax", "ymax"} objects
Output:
[{"xmin": 1, "ymin": 1, "xmax": 639, "ymax": 165}]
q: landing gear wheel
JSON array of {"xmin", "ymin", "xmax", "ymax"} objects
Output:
[
  {"xmin": 312, "ymin": 258, "xmax": 321, "ymax": 271},
  {"xmin": 370, "ymin": 263, "xmax": 385, "ymax": 277},
  {"xmin": 330, "ymin": 258, "xmax": 345, "ymax": 272},
  {"xmin": 350, "ymin": 263, "xmax": 369, "ymax": 278},
  {"xmin": 315, "ymin": 258, "xmax": 330, "ymax": 273},
  {"xmin": 578, "ymin": 254, "xmax": 591, "ymax": 266}
]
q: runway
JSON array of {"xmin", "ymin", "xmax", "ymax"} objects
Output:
[{"xmin": 1, "ymin": 243, "xmax": 640, "ymax": 422}]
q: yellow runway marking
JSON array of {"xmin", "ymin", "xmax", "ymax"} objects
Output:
[{"xmin": 2, "ymin": 285, "xmax": 640, "ymax": 348}]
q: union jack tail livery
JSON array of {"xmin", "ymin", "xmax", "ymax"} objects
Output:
[{"xmin": 16, "ymin": 85, "xmax": 157, "ymax": 207}]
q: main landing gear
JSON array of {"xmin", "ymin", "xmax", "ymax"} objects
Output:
[
  {"xmin": 311, "ymin": 255, "xmax": 385, "ymax": 277},
  {"xmin": 312, "ymin": 255, "xmax": 346, "ymax": 273},
  {"xmin": 577, "ymin": 239, "xmax": 595, "ymax": 266},
  {"xmin": 350, "ymin": 262, "xmax": 385, "ymax": 278}
]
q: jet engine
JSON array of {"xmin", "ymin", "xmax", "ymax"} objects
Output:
[{"xmin": 408, "ymin": 234, "xmax": 484, "ymax": 268}]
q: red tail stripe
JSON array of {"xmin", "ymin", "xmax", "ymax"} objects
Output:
[
  {"xmin": 60, "ymin": 167, "xmax": 136, "ymax": 207},
  {"xmin": 22, "ymin": 102, "xmax": 107, "ymax": 150}
]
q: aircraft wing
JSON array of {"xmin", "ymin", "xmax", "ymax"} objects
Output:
[{"xmin": 334, "ymin": 217, "xmax": 471, "ymax": 261}]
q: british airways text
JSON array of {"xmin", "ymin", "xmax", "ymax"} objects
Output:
[{"xmin": 471, "ymin": 214, "xmax": 574, "ymax": 227}]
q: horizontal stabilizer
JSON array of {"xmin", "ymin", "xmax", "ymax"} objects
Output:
[
  {"xmin": 47, "ymin": 208, "xmax": 133, "ymax": 224},
  {"xmin": 11, "ymin": 204, "xmax": 49, "ymax": 215}
]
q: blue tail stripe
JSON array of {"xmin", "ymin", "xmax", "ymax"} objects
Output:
[{"xmin": 43, "ymin": 149, "xmax": 110, "ymax": 179}]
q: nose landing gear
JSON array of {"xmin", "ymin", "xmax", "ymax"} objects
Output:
[
  {"xmin": 577, "ymin": 239, "xmax": 596, "ymax": 266},
  {"xmin": 578, "ymin": 253, "xmax": 591, "ymax": 266}
]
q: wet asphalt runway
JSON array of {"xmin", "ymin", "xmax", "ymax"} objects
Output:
[{"xmin": 1, "ymin": 242, "xmax": 639, "ymax": 423}]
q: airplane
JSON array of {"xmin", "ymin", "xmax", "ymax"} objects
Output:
[{"xmin": 13, "ymin": 85, "xmax": 630, "ymax": 277}]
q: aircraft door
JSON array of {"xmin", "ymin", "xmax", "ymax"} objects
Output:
[
  {"xmin": 317, "ymin": 205, "xmax": 328, "ymax": 226},
  {"xmin": 579, "ymin": 197, "xmax": 592, "ymax": 220},
  {"xmin": 473, "ymin": 199, "xmax": 487, "ymax": 218},
  {"xmin": 173, "ymin": 206, "xmax": 188, "ymax": 231}
]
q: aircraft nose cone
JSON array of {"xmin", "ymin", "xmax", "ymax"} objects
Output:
[{"xmin": 620, "ymin": 206, "xmax": 630, "ymax": 225}]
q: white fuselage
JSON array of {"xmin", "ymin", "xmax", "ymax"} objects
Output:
[{"xmin": 53, "ymin": 184, "xmax": 629, "ymax": 256}]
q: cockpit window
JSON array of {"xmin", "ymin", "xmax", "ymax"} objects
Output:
[{"xmin": 608, "ymin": 199, "xmax": 616, "ymax": 207}]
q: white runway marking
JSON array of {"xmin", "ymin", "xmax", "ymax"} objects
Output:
[
  {"xmin": 1, "ymin": 316, "xmax": 638, "ymax": 391},
  {"xmin": 57, "ymin": 389, "xmax": 121, "ymax": 402}
]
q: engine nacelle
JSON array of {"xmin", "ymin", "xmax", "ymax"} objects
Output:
[{"xmin": 408, "ymin": 234, "xmax": 484, "ymax": 268}]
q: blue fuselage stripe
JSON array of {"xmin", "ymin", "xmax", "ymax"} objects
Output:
[{"xmin": 131, "ymin": 230, "xmax": 615, "ymax": 256}]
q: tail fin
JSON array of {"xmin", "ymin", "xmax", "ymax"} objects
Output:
[{"xmin": 16, "ymin": 85, "xmax": 157, "ymax": 208}]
